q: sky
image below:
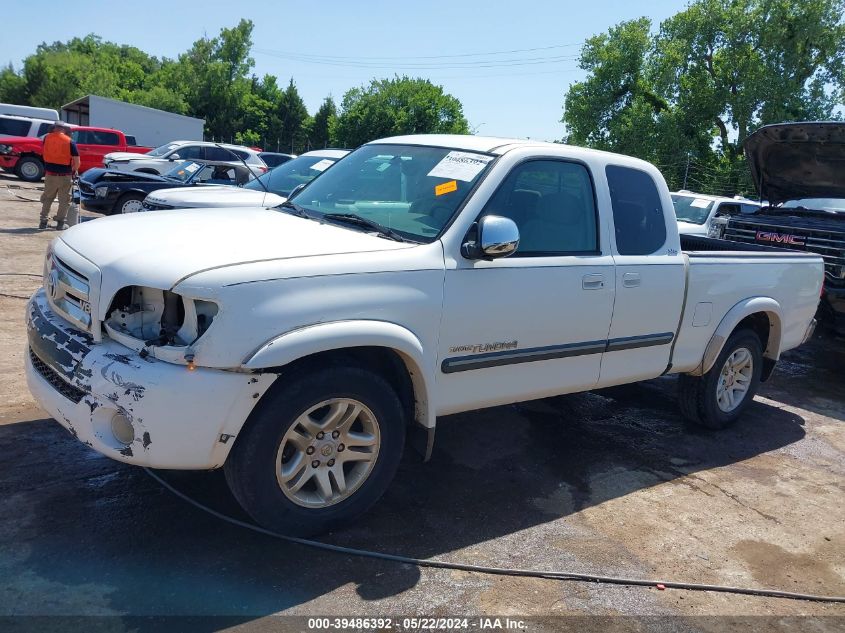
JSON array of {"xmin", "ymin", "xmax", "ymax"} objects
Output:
[{"xmin": 0, "ymin": 0, "xmax": 691, "ymax": 142}]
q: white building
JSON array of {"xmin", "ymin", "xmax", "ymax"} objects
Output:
[{"xmin": 61, "ymin": 95, "xmax": 204, "ymax": 146}]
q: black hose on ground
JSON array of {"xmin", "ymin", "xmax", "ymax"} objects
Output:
[{"xmin": 145, "ymin": 468, "xmax": 845, "ymax": 604}]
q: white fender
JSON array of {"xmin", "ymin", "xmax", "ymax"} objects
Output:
[
  {"xmin": 694, "ymin": 297, "xmax": 783, "ymax": 376},
  {"xmin": 242, "ymin": 320, "xmax": 435, "ymax": 429}
]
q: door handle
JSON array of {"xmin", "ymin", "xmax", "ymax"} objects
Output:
[
  {"xmin": 623, "ymin": 272, "xmax": 641, "ymax": 288},
  {"xmin": 582, "ymin": 274, "xmax": 605, "ymax": 290}
]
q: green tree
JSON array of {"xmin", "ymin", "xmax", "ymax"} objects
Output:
[
  {"xmin": 334, "ymin": 76, "xmax": 469, "ymax": 148},
  {"xmin": 312, "ymin": 96, "xmax": 337, "ymax": 148},
  {"xmin": 276, "ymin": 78, "xmax": 309, "ymax": 153},
  {"xmin": 563, "ymin": 0, "xmax": 845, "ymax": 196},
  {"xmin": 0, "ymin": 64, "xmax": 26, "ymax": 103}
]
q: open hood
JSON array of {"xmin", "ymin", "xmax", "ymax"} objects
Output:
[
  {"xmin": 82, "ymin": 168, "xmax": 169, "ymax": 185},
  {"xmin": 743, "ymin": 122, "xmax": 845, "ymax": 205}
]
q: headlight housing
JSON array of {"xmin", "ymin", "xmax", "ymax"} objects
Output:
[
  {"xmin": 103, "ymin": 285, "xmax": 219, "ymax": 364},
  {"xmin": 94, "ymin": 186, "xmax": 109, "ymax": 198},
  {"xmin": 0, "ymin": 144, "xmax": 13, "ymax": 155}
]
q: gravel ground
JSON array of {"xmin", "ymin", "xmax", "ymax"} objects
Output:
[{"xmin": 0, "ymin": 174, "xmax": 843, "ymax": 632}]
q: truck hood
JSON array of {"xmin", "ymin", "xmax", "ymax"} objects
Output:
[
  {"xmin": 146, "ymin": 186, "xmax": 286, "ymax": 208},
  {"xmin": 0, "ymin": 135, "xmax": 38, "ymax": 146},
  {"xmin": 744, "ymin": 122, "xmax": 845, "ymax": 205},
  {"xmin": 58, "ymin": 207, "xmax": 413, "ymax": 308},
  {"xmin": 104, "ymin": 151, "xmax": 154, "ymax": 162}
]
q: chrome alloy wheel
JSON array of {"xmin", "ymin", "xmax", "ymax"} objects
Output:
[
  {"xmin": 716, "ymin": 347, "xmax": 754, "ymax": 412},
  {"xmin": 121, "ymin": 198, "xmax": 143, "ymax": 213},
  {"xmin": 275, "ymin": 398, "xmax": 381, "ymax": 508}
]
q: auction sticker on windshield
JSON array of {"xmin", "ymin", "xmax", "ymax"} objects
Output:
[
  {"xmin": 427, "ymin": 151, "xmax": 494, "ymax": 182},
  {"xmin": 690, "ymin": 198, "xmax": 710, "ymax": 208},
  {"xmin": 435, "ymin": 180, "xmax": 458, "ymax": 196},
  {"xmin": 310, "ymin": 159, "xmax": 335, "ymax": 172}
]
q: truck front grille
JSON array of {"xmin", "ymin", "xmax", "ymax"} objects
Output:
[
  {"xmin": 46, "ymin": 254, "xmax": 93, "ymax": 331},
  {"xmin": 724, "ymin": 219, "xmax": 845, "ymax": 284},
  {"xmin": 29, "ymin": 349, "xmax": 86, "ymax": 404}
]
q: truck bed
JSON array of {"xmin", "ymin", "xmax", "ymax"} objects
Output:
[{"xmin": 680, "ymin": 233, "xmax": 809, "ymax": 255}]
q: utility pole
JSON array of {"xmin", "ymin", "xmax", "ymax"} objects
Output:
[{"xmin": 683, "ymin": 152, "xmax": 691, "ymax": 189}]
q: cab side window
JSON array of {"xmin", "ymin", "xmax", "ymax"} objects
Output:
[
  {"xmin": 605, "ymin": 165, "xmax": 667, "ymax": 255},
  {"xmin": 480, "ymin": 160, "xmax": 598, "ymax": 256},
  {"xmin": 175, "ymin": 145, "xmax": 204, "ymax": 160}
]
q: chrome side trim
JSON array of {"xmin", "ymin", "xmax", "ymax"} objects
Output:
[
  {"xmin": 441, "ymin": 340, "xmax": 606, "ymax": 374},
  {"xmin": 441, "ymin": 331, "xmax": 675, "ymax": 374},
  {"xmin": 605, "ymin": 332, "xmax": 675, "ymax": 351}
]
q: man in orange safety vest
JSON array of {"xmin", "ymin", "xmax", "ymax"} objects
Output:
[{"xmin": 39, "ymin": 121, "xmax": 80, "ymax": 230}]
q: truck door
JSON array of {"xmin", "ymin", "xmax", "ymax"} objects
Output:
[
  {"xmin": 437, "ymin": 159, "xmax": 615, "ymax": 414},
  {"xmin": 599, "ymin": 164, "xmax": 686, "ymax": 386},
  {"xmin": 73, "ymin": 130, "xmax": 120, "ymax": 173}
]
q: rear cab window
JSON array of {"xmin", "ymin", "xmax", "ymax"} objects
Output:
[{"xmin": 606, "ymin": 165, "xmax": 667, "ymax": 255}]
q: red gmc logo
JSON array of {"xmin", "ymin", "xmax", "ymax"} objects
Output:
[{"xmin": 756, "ymin": 231, "xmax": 806, "ymax": 246}]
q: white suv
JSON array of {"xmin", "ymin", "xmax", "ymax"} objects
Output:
[
  {"xmin": 104, "ymin": 141, "xmax": 268, "ymax": 177},
  {"xmin": 0, "ymin": 114, "xmax": 58, "ymax": 139}
]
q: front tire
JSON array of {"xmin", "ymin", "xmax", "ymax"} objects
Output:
[
  {"xmin": 15, "ymin": 156, "xmax": 44, "ymax": 182},
  {"xmin": 678, "ymin": 328, "xmax": 763, "ymax": 429},
  {"xmin": 116, "ymin": 193, "xmax": 145, "ymax": 214},
  {"xmin": 225, "ymin": 366, "xmax": 406, "ymax": 536}
]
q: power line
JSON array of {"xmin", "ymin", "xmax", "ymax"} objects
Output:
[
  {"xmin": 254, "ymin": 42, "xmax": 584, "ymax": 62},
  {"xmin": 254, "ymin": 49, "xmax": 581, "ymax": 70}
]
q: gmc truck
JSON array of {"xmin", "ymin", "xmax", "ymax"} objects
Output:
[
  {"xmin": 26, "ymin": 135, "xmax": 822, "ymax": 535},
  {"xmin": 723, "ymin": 122, "xmax": 845, "ymax": 334},
  {"xmin": 0, "ymin": 126, "xmax": 149, "ymax": 181}
]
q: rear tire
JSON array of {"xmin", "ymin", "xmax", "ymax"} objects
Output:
[
  {"xmin": 15, "ymin": 156, "xmax": 44, "ymax": 182},
  {"xmin": 224, "ymin": 366, "xmax": 406, "ymax": 536},
  {"xmin": 678, "ymin": 328, "xmax": 762, "ymax": 429}
]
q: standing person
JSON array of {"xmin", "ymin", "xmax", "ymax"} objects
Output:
[{"xmin": 39, "ymin": 121, "xmax": 80, "ymax": 230}]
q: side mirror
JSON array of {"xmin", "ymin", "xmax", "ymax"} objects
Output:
[
  {"xmin": 169, "ymin": 153, "xmax": 180, "ymax": 161},
  {"xmin": 288, "ymin": 183, "xmax": 307, "ymax": 200},
  {"xmin": 462, "ymin": 215, "xmax": 520, "ymax": 260}
]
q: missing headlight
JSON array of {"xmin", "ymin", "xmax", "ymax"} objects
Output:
[{"xmin": 105, "ymin": 286, "xmax": 218, "ymax": 348}]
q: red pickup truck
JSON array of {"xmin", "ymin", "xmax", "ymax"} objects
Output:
[{"xmin": 0, "ymin": 126, "xmax": 151, "ymax": 182}]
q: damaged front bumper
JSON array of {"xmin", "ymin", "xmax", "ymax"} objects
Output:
[{"xmin": 25, "ymin": 288, "xmax": 276, "ymax": 469}]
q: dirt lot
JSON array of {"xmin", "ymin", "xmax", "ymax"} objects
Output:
[{"xmin": 0, "ymin": 174, "xmax": 843, "ymax": 630}]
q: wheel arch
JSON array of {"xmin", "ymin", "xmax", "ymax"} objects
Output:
[
  {"xmin": 242, "ymin": 320, "xmax": 435, "ymax": 457},
  {"xmin": 694, "ymin": 297, "xmax": 783, "ymax": 379}
]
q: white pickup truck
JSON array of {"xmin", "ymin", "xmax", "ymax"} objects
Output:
[{"xmin": 26, "ymin": 135, "xmax": 823, "ymax": 535}]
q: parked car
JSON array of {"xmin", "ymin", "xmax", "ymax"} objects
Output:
[
  {"xmin": 142, "ymin": 149, "xmax": 348, "ymax": 211},
  {"xmin": 723, "ymin": 121, "xmax": 845, "ymax": 334},
  {"xmin": 0, "ymin": 114, "xmax": 57, "ymax": 139},
  {"xmin": 258, "ymin": 152, "xmax": 296, "ymax": 168},
  {"xmin": 79, "ymin": 160, "xmax": 254, "ymax": 215},
  {"xmin": 0, "ymin": 127, "xmax": 150, "ymax": 181},
  {"xmin": 25, "ymin": 134, "xmax": 822, "ymax": 536},
  {"xmin": 671, "ymin": 191, "xmax": 760, "ymax": 237},
  {"xmin": 103, "ymin": 141, "xmax": 268, "ymax": 177}
]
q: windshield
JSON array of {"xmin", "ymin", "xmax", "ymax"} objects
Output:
[
  {"xmin": 246, "ymin": 154, "xmax": 342, "ymax": 196},
  {"xmin": 162, "ymin": 160, "xmax": 200, "ymax": 182},
  {"xmin": 672, "ymin": 194, "xmax": 714, "ymax": 224},
  {"xmin": 147, "ymin": 143, "xmax": 181, "ymax": 157},
  {"xmin": 288, "ymin": 144, "xmax": 495, "ymax": 242},
  {"xmin": 780, "ymin": 198, "xmax": 845, "ymax": 213}
]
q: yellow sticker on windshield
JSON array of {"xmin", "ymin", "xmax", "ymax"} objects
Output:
[{"xmin": 435, "ymin": 180, "xmax": 458, "ymax": 196}]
